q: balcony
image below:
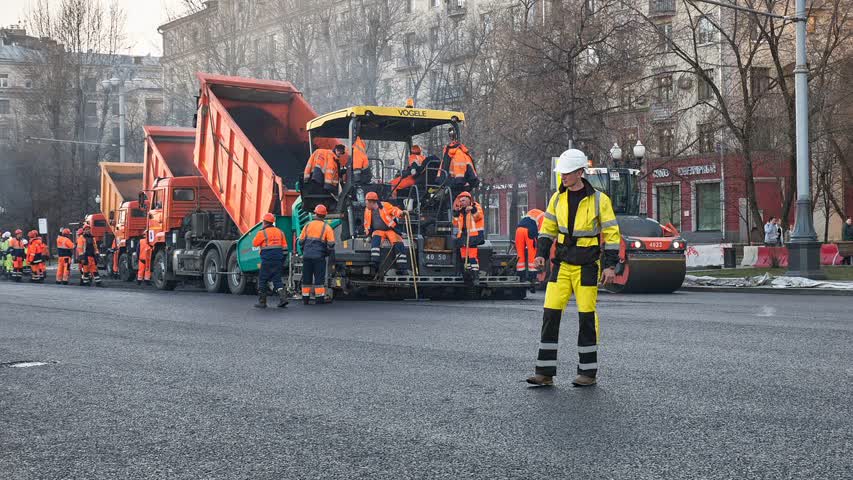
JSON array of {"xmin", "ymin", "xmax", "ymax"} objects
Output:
[
  {"xmin": 649, "ymin": 0, "xmax": 676, "ymax": 17},
  {"xmin": 447, "ymin": 0, "xmax": 466, "ymax": 18},
  {"xmin": 650, "ymin": 101, "xmax": 673, "ymax": 122},
  {"xmin": 395, "ymin": 56, "xmax": 420, "ymax": 72}
]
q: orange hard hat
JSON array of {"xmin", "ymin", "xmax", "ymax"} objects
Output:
[
  {"xmin": 62, "ymin": 228, "xmax": 72, "ymax": 235},
  {"xmin": 28, "ymin": 230, "xmax": 38, "ymax": 238},
  {"xmin": 76, "ymin": 228, "xmax": 84, "ymax": 236},
  {"xmin": 455, "ymin": 191, "xmax": 472, "ymax": 201},
  {"xmin": 365, "ymin": 191, "xmax": 379, "ymax": 201},
  {"xmin": 314, "ymin": 204, "xmax": 328, "ymax": 216},
  {"xmin": 14, "ymin": 229, "xmax": 22, "ymax": 235},
  {"xmin": 411, "ymin": 144, "xmax": 422, "ymax": 155},
  {"xmin": 262, "ymin": 212, "xmax": 276, "ymax": 223}
]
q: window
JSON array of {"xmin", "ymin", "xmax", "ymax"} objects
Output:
[
  {"xmin": 749, "ymin": 19, "xmax": 764, "ymax": 43},
  {"xmin": 514, "ymin": 191, "xmax": 528, "ymax": 227},
  {"xmin": 25, "ymin": 100, "xmax": 39, "ymax": 115},
  {"xmin": 0, "ymin": 99, "xmax": 12, "ymax": 114},
  {"xmin": 658, "ymin": 22, "xmax": 673, "ymax": 52},
  {"xmin": 131, "ymin": 208, "xmax": 146, "ymax": 218},
  {"xmin": 173, "ymin": 188, "xmax": 195, "ymax": 201},
  {"xmin": 111, "ymin": 127, "xmax": 120, "ymax": 142},
  {"xmin": 697, "ymin": 123, "xmax": 716, "ymax": 153},
  {"xmin": 268, "ymin": 34, "xmax": 276, "ymax": 60},
  {"xmin": 111, "ymin": 103, "xmax": 120, "ymax": 115},
  {"xmin": 620, "ymin": 85, "xmax": 634, "ymax": 108},
  {"xmin": 24, "ymin": 79, "xmax": 33, "ymax": 88},
  {"xmin": 406, "ymin": 0, "xmax": 413, "ymax": 13},
  {"xmin": 696, "ymin": 182, "xmax": 721, "ymax": 231},
  {"xmin": 404, "ymin": 32, "xmax": 416, "ymax": 62},
  {"xmin": 487, "ymin": 193, "xmax": 500, "ymax": 235},
  {"xmin": 657, "ymin": 126, "xmax": 674, "ymax": 156},
  {"xmin": 429, "ymin": 26, "xmax": 440, "ymax": 50},
  {"xmin": 431, "ymin": 0, "xmax": 440, "ymax": 8},
  {"xmin": 656, "ymin": 184, "xmax": 681, "ymax": 231},
  {"xmin": 585, "ymin": 0, "xmax": 597, "ymax": 14},
  {"xmin": 0, "ymin": 74, "xmax": 8, "ymax": 88},
  {"xmin": 93, "ymin": 219, "xmax": 107, "ymax": 227},
  {"xmin": 750, "ymin": 67, "xmax": 770, "ymax": 96},
  {"xmin": 482, "ymin": 13, "xmax": 493, "ymax": 35},
  {"xmin": 697, "ymin": 15, "xmax": 716, "ymax": 44},
  {"xmin": 697, "ymin": 68, "xmax": 714, "ymax": 101},
  {"xmin": 656, "ymin": 75, "xmax": 673, "ymax": 103},
  {"xmin": 85, "ymin": 101, "xmax": 98, "ymax": 118},
  {"xmin": 83, "ymin": 78, "xmax": 97, "ymax": 92}
]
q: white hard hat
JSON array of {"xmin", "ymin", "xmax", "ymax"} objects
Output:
[
  {"xmin": 22, "ymin": 239, "xmax": 28, "ymax": 245},
  {"xmin": 2, "ymin": 231, "xmax": 9, "ymax": 238},
  {"xmin": 554, "ymin": 149, "xmax": 588, "ymax": 174}
]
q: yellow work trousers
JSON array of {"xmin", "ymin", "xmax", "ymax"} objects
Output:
[{"xmin": 535, "ymin": 261, "xmax": 600, "ymax": 377}]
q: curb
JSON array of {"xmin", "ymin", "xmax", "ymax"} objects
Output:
[{"xmin": 679, "ymin": 286, "xmax": 853, "ymax": 296}]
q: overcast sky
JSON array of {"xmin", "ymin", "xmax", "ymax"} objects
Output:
[{"xmin": 0, "ymin": 0, "xmax": 185, "ymax": 57}]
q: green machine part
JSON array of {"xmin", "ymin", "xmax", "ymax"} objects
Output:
[{"xmin": 234, "ymin": 196, "xmax": 339, "ymax": 274}]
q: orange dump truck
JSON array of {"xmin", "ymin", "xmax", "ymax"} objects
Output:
[{"xmin": 99, "ymin": 162, "xmax": 146, "ymax": 280}]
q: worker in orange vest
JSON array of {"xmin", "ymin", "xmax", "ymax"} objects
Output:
[
  {"xmin": 453, "ymin": 191, "xmax": 485, "ymax": 276},
  {"xmin": 303, "ymin": 144, "xmax": 346, "ymax": 194},
  {"xmin": 440, "ymin": 127, "xmax": 479, "ymax": 194},
  {"xmin": 390, "ymin": 144, "xmax": 427, "ymax": 198},
  {"xmin": 27, "ymin": 230, "xmax": 47, "ymax": 283},
  {"xmin": 515, "ymin": 209, "xmax": 545, "ymax": 283},
  {"xmin": 349, "ymin": 136, "xmax": 371, "ymax": 184},
  {"xmin": 136, "ymin": 234, "xmax": 152, "ymax": 285},
  {"xmin": 252, "ymin": 212, "xmax": 288, "ymax": 309},
  {"xmin": 363, "ymin": 191, "xmax": 409, "ymax": 275},
  {"xmin": 298, "ymin": 204, "xmax": 336, "ymax": 305},
  {"xmin": 76, "ymin": 224, "xmax": 103, "ymax": 287},
  {"xmin": 55, "ymin": 228, "xmax": 74, "ymax": 285},
  {"xmin": 9, "ymin": 229, "xmax": 25, "ymax": 282}
]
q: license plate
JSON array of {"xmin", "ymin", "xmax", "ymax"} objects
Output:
[{"xmin": 424, "ymin": 252, "xmax": 453, "ymax": 266}]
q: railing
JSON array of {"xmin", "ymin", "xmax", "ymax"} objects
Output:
[{"xmin": 649, "ymin": 0, "xmax": 676, "ymax": 16}]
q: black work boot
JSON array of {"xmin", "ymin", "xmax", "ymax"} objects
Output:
[
  {"xmin": 302, "ymin": 295, "xmax": 310, "ymax": 305},
  {"xmin": 276, "ymin": 288, "xmax": 289, "ymax": 308},
  {"xmin": 254, "ymin": 293, "xmax": 268, "ymax": 309}
]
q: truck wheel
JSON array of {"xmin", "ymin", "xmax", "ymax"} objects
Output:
[
  {"xmin": 118, "ymin": 253, "xmax": 134, "ymax": 282},
  {"xmin": 203, "ymin": 249, "xmax": 227, "ymax": 293},
  {"xmin": 226, "ymin": 251, "xmax": 254, "ymax": 295},
  {"xmin": 152, "ymin": 250, "xmax": 177, "ymax": 291}
]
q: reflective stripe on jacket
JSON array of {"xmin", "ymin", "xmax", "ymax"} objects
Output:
[
  {"xmin": 364, "ymin": 202, "xmax": 403, "ymax": 235},
  {"xmin": 252, "ymin": 226, "xmax": 288, "ymax": 251},
  {"xmin": 537, "ymin": 178, "xmax": 621, "ymax": 268},
  {"xmin": 453, "ymin": 202, "xmax": 484, "ymax": 238},
  {"xmin": 299, "ymin": 219, "xmax": 335, "ymax": 259}
]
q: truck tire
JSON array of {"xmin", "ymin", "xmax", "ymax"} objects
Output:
[
  {"xmin": 118, "ymin": 253, "xmax": 135, "ymax": 282},
  {"xmin": 152, "ymin": 250, "xmax": 177, "ymax": 291},
  {"xmin": 203, "ymin": 249, "xmax": 227, "ymax": 293},
  {"xmin": 226, "ymin": 250, "xmax": 254, "ymax": 295}
]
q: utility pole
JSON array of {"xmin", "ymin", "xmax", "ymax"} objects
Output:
[{"xmin": 689, "ymin": 0, "xmax": 824, "ymax": 278}]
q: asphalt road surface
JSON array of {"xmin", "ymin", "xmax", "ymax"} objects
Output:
[{"xmin": 1, "ymin": 278, "xmax": 851, "ymax": 479}]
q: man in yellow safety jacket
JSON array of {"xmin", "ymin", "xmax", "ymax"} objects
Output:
[{"xmin": 526, "ymin": 148, "xmax": 621, "ymax": 388}]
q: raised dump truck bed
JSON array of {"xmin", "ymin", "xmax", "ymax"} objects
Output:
[
  {"xmin": 99, "ymin": 162, "xmax": 144, "ymax": 226},
  {"xmin": 143, "ymin": 126, "xmax": 198, "ymax": 192},
  {"xmin": 193, "ymin": 73, "xmax": 326, "ymax": 235}
]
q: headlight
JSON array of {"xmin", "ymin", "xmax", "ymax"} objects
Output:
[
  {"xmin": 672, "ymin": 241, "xmax": 681, "ymax": 249},
  {"xmin": 632, "ymin": 240, "xmax": 642, "ymax": 249}
]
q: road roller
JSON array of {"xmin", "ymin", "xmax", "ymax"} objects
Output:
[{"xmin": 584, "ymin": 167, "xmax": 687, "ymax": 293}]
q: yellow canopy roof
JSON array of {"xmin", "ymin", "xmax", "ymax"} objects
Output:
[{"xmin": 307, "ymin": 105, "xmax": 465, "ymax": 141}]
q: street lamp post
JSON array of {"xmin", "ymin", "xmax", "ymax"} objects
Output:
[
  {"xmin": 609, "ymin": 143, "xmax": 622, "ymax": 166},
  {"xmin": 690, "ymin": 0, "xmax": 823, "ymax": 278},
  {"xmin": 786, "ymin": 0, "xmax": 824, "ymax": 279},
  {"xmin": 101, "ymin": 76, "xmax": 139, "ymax": 164}
]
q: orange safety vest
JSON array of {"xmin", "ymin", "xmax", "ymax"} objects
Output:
[
  {"xmin": 454, "ymin": 202, "xmax": 485, "ymax": 238},
  {"xmin": 76, "ymin": 234, "xmax": 99, "ymax": 257},
  {"xmin": 352, "ymin": 136, "xmax": 369, "ymax": 171},
  {"xmin": 27, "ymin": 238, "xmax": 45, "ymax": 262},
  {"xmin": 303, "ymin": 149, "xmax": 340, "ymax": 188},
  {"xmin": 253, "ymin": 226, "xmax": 288, "ymax": 250},
  {"xmin": 363, "ymin": 202, "xmax": 403, "ymax": 234},
  {"xmin": 299, "ymin": 219, "xmax": 335, "ymax": 258},
  {"xmin": 9, "ymin": 237, "xmax": 25, "ymax": 257},
  {"xmin": 56, "ymin": 236, "xmax": 75, "ymax": 257},
  {"xmin": 138, "ymin": 236, "xmax": 152, "ymax": 262},
  {"xmin": 449, "ymin": 146, "xmax": 476, "ymax": 179},
  {"xmin": 527, "ymin": 209, "xmax": 545, "ymax": 229},
  {"xmin": 408, "ymin": 153, "xmax": 425, "ymax": 169}
]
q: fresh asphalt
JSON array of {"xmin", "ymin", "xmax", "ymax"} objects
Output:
[{"xmin": 1, "ymin": 276, "xmax": 851, "ymax": 479}]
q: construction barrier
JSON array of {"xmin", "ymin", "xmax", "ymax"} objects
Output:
[
  {"xmin": 754, "ymin": 246, "xmax": 789, "ymax": 268},
  {"xmin": 740, "ymin": 246, "xmax": 759, "ymax": 267},
  {"xmin": 820, "ymin": 244, "xmax": 844, "ymax": 265},
  {"xmin": 685, "ymin": 243, "xmax": 731, "ymax": 268}
]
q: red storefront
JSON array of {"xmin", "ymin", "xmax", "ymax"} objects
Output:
[
  {"xmin": 645, "ymin": 152, "xmax": 792, "ymax": 243},
  {"xmin": 480, "ymin": 179, "xmax": 547, "ymax": 238}
]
